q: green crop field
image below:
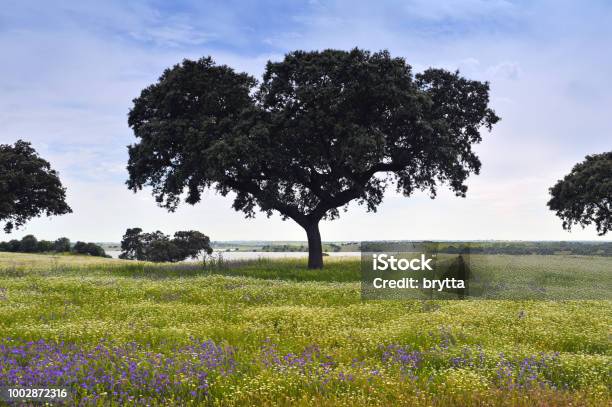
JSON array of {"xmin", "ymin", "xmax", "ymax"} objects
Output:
[{"xmin": 0, "ymin": 252, "xmax": 610, "ymax": 406}]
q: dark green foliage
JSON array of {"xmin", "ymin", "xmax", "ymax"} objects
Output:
[
  {"xmin": 85, "ymin": 242, "xmax": 106, "ymax": 257},
  {"xmin": 118, "ymin": 228, "xmax": 145, "ymax": 260},
  {"xmin": 143, "ymin": 239, "xmax": 180, "ymax": 263},
  {"xmin": 548, "ymin": 151, "xmax": 612, "ymax": 235},
  {"xmin": 0, "ymin": 140, "xmax": 72, "ymax": 233},
  {"xmin": 126, "ymin": 49, "xmax": 499, "ymax": 268},
  {"xmin": 0, "ymin": 239, "xmax": 21, "ymax": 252},
  {"xmin": 53, "ymin": 237, "xmax": 71, "ymax": 252},
  {"xmin": 36, "ymin": 240, "xmax": 54, "ymax": 252},
  {"xmin": 0, "ymin": 235, "xmax": 72, "ymax": 254},
  {"xmin": 172, "ymin": 230, "xmax": 214, "ymax": 259},
  {"xmin": 119, "ymin": 228, "xmax": 212, "ymax": 262},
  {"xmin": 19, "ymin": 234, "xmax": 38, "ymax": 253},
  {"xmin": 72, "ymin": 241, "xmax": 88, "ymax": 254},
  {"xmin": 72, "ymin": 241, "xmax": 108, "ymax": 257}
]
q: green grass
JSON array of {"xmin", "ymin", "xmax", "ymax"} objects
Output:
[{"xmin": 0, "ymin": 252, "xmax": 610, "ymax": 406}]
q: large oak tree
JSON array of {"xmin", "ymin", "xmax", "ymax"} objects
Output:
[
  {"xmin": 126, "ymin": 49, "xmax": 499, "ymax": 268},
  {"xmin": 548, "ymin": 151, "xmax": 611, "ymax": 236},
  {"xmin": 0, "ymin": 140, "xmax": 72, "ymax": 233}
]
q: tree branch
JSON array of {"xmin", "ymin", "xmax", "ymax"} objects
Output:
[{"xmin": 224, "ymin": 178, "xmax": 308, "ymax": 226}]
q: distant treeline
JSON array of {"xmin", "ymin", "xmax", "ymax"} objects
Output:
[
  {"xmin": 260, "ymin": 244, "xmax": 307, "ymax": 252},
  {"xmin": 260, "ymin": 243, "xmax": 342, "ymax": 252},
  {"xmin": 361, "ymin": 241, "xmax": 612, "ymax": 256},
  {"xmin": 0, "ymin": 235, "xmax": 109, "ymax": 257}
]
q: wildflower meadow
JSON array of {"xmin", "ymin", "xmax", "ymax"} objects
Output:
[{"xmin": 0, "ymin": 253, "xmax": 610, "ymax": 405}]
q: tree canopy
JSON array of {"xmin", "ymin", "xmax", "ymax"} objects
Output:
[
  {"xmin": 548, "ymin": 151, "xmax": 612, "ymax": 236},
  {"xmin": 73, "ymin": 241, "xmax": 108, "ymax": 257},
  {"xmin": 0, "ymin": 140, "xmax": 72, "ymax": 233},
  {"xmin": 118, "ymin": 228, "xmax": 212, "ymax": 262},
  {"xmin": 126, "ymin": 49, "xmax": 499, "ymax": 268}
]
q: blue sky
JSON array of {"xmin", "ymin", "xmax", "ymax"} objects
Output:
[{"xmin": 1, "ymin": 0, "xmax": 611, "ymax": 242}]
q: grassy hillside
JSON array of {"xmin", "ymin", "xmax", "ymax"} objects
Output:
[{"xmin": 0, "ymin": 253, "xmax": 610, "ymax": 406}]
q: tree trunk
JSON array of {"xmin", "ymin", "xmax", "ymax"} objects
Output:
[{"xmin": 304, "ymin": 221, "xmax": 323, "ymax": 269}]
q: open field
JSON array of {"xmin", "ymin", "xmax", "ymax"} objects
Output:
[{"xmin": 0, "ymin": 253, "xmax": 610, "ymax": 406}]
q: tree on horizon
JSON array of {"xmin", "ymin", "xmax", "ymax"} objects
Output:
[
  {"xmin": 118, "ymin": 228, "xmax": 212, "ymax": 262},
  {"xmin": 126, "ymin": 49, "xmax": 499, "ymax": 268},
  {"xmin": 0, "ymin": 140, "xmax": 72, "ymax": 233},
  {"xmin": 548, "ymin": 151, "xmax": 611, "ymax": 236}
]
